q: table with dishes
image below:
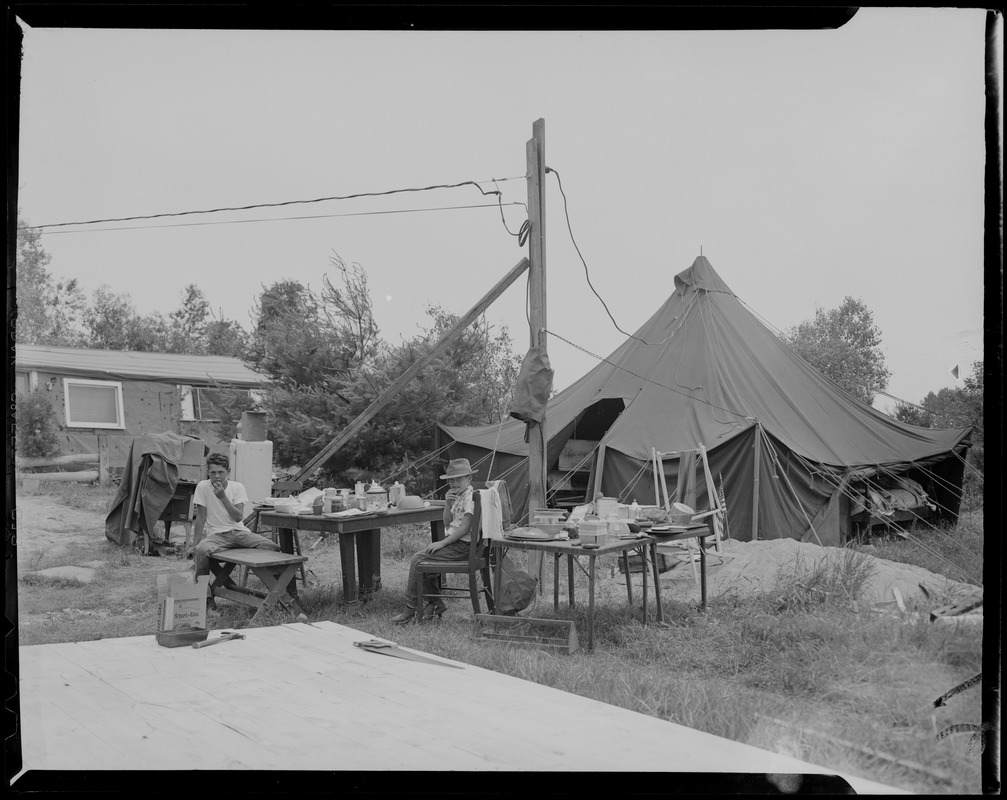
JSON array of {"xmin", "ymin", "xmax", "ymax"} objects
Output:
[
  {"xmin": 257, "ymin": 501, "xmax": 446, "ymax": 604},
  {"xmin": 490, "ymin": 529, "xmax": 664, "ymax": 652}
]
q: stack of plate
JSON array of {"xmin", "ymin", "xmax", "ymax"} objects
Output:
[{"xmin": 506, "ymin": 528, "xmax": 558, "ymax": 541}]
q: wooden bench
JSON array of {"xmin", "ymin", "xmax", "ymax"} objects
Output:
[{"xmin": 207, "ymin": 549, "xmax": 308, "ymax": 624}]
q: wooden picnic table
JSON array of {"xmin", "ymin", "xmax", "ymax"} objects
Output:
[{"xmin": 258, "ymin": 501, "xmax": 446, "ymax": 604}]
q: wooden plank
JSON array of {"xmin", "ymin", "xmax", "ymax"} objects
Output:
[
  {"xmin": 213, "ymin": 549, "xmax": 306, "ymax": 567},
  {"xmin": 293, "ymin": 257, "xmax": 530, "ymax": 483}
]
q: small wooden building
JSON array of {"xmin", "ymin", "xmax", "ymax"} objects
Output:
[{"xmin": 14, "ymin": 344, "xmax": 267, "ymax": 469}]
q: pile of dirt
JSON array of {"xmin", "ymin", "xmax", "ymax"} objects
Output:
[{"xmin": 654, "ymin": 537, "xmax": 980, "ymax": 609}]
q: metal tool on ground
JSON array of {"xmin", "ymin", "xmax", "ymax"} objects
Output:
[
  {"xmin": 472, "ymin": 613, "xmax": 580, "ymax": 654},
  {"xmin": 192, "ymin": 631, "xmax": 246, "ymax": 649},
  {"xmin": 352, "ymin": 638, "xmax": 464, "ymax": 669}
]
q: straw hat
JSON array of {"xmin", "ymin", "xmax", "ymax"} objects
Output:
[{"xmin": 440, "ymin": 458, "xmax": 476, "ymax": 479}]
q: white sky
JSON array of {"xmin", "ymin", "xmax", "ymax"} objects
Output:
[{"xmin": 15, "ymin": 9, "xmax": 989, "ymax": 412}]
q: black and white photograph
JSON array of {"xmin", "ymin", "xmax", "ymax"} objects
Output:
[{"xmin": 8, "ymin": 6, "xmax": 997, "ymax": 795}]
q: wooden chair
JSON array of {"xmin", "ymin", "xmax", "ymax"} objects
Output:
[{"xmin": 414, "ymin": 491, "xmax": 494, "ymax": 621}]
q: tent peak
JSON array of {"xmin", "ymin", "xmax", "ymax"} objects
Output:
[{"xmin": 674, "ymin": 255, "xmax": 734, "ymax": 296}]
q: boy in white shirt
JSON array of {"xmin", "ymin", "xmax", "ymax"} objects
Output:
[{"xmin": 192, "ymin": 452, "xmax": 280, "ymax": 578}]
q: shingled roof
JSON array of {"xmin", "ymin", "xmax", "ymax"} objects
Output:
[{"xmin": 15, "ymin": 344, "xmax": 267, "ymax": 388}]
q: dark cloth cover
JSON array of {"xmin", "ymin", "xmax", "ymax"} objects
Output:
[
  {"xmin": 105, "ymin": 432, "xmax": 195, "ymax": 546},
  {"xmin": 509, "ymin": 345, "xmax": 554, "ymax": 425}
]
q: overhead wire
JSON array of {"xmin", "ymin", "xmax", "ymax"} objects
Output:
[
  {"xmin": 19, "ymin": 176, "xmax": 527, "ymax": 231},
  {"xmin": 548, "ymin": 166, "xmax": 669, "ymax": 347},
  {"xmin": 545, "ymin": 328, "xmax": 757, "ymax": 426},
  {"xmin": 33, "ymin": 202, "xmax": 527, "ymax": 235}
]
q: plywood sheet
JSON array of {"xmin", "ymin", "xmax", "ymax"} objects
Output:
[{"xmin": 16, "ymin": 623, "xmax": 903, "ymax": 791}]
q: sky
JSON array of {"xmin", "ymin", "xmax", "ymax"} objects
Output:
[{"xmin": 14, "ymin": 9, "xmax": 990, "ymax": 413}]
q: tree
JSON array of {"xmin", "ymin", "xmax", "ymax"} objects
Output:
[
  {"xmin": 786, "ymin": 296, "xmax": 891, "ymax": 405},
  {"xmin": 81, "ymin": 286, "xmax": 174, "ymax": 351},
  {"xmin": 166, "ymin": 284, "xmax": 210, "ymax": 354},
  {"xmin": 15, "ymin": 389, "xmax": 61, "ymax": 458},
  {"xmin": 236, "ymin": 256, "xmax": 522, "ymax": 495},
  {"xmin": 893, "ymin": 360, "xmax": 983, "ymax": 506},
  {"xmin": 203, "ymin": 314, "xmax": 249, "ymax": 357},
  {"xmin": 15, "ymin": 212, "xmax": 86, "ymax": 345}
]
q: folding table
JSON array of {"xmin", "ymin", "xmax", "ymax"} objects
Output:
[{"xmin": 490, "ymin": 535, "xmax": 664, "ymax": 651}]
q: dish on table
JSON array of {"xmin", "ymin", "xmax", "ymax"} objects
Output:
[
  {"xmin": 505, "ymin": 531, "xmax": 560, "ymax": 541},
  {"xmin": 322, "ymin": 510, "xmax": 376, "ymax": 519}
]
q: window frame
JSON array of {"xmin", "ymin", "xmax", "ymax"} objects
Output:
[{"xmin": 63, "ymin": 378, "xmax": 126, "ymax": 429}]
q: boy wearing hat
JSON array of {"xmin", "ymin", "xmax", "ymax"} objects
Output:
[{"xmin": 391, "ymin": 458, "xmax": 476, "ymax": 623}]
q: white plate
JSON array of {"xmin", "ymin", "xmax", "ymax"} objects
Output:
[{"xmin": 505, "ymin": 533, "xmax": 559, "ymax": 541}]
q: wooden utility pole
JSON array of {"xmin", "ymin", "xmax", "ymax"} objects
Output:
[
  {"xmin": 751, "ymin": 423, "xmax": 762, "ymax": 541},
  {"xmin": 526, "ymin": 118, "xmax": 548, "ymax": 517}
]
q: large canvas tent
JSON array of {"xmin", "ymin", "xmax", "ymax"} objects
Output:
[{"xmin": 437, "ymin": 256, "xmax": 971, "ymax": 546}]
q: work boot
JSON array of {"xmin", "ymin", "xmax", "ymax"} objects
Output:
[
  {"xmin": 422, "ymin": 600, "xmax": 447, "ymax": 620},
  {"xmin": 390, "ymin": 607, "xmax": 416, "ymax": 625}
]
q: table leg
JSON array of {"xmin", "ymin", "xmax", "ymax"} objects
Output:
[
  {"xmin": 371, "ymin": 530, "xmax": 382, "ymax": 592},
  {"xmin": 699, "ymin": 536, "xmax": 708, "ymax": 611},
  {"xmin": 640, "ymin": 543, "xmax": 649, "ymax": 625},
  {"xmin": 275, "ymin": 527, "xmax": 299, "ymax": 599},
  {"xmin": 650, "ymin": 540, "xmax": 665, "ymax": 623},
  {"xmin": 587, "ymin": 553, "xmax": 597, "ymax": 652},
  {"xmin": 357, "ymin": 528, "xmax": 380, "ymax": 599},
  {"xmin": 249, "ymin": 563, "xmax": 305, "ymax": 624},
  {"xmin": 339, "ymin": 533, "xmax": 359, "ymax": 605},
  {"xmin": 553, "ymin": 554, "xmax": 560, "ymax": 611},
  {"xmin": 208, "ymin": 561, "xmax": 239, "ymax": 597},
  {"xmin": 622, "ymin": 551, "xmax": 633, "ymax": 605},
  {"xmin": 493, "ymin": 544, "xmax": 505, "ymax": 608},
  {"xmin": 567, "ymin": 554, "xmax": 575, "ymax": 608}
]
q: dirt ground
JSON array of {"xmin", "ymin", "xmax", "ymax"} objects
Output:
[{"xmin": 14, "ymin": 492, "xmax": 981, "ymax": 629}]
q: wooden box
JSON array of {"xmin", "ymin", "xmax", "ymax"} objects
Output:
[{"xmin": 177, "ymin": 438, "xmax": 206, "ymax": 482}]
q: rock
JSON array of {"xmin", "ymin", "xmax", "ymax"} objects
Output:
[{"xmin": 29, "ymin": 566, "xmax": 97, "ymax": 584}]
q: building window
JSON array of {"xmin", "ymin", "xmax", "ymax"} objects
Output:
[
  {"xmin": 179, "ymin": 385, "xmax": 260, "ymax": 422},
  {"xmin": 64, "ymin": 379, "xmax": 125, "ymax": 429}
]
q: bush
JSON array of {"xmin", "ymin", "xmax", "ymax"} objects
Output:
[{"xmin": 16, "ymin": 390, "xmax": 61, "ymax": 459}]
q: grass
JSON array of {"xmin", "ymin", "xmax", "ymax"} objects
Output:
[
  {"xmin": 15, "ymin": 484, "xmax": 987, "ymax": 793},
  {"xmin": 867, "ymin": 511, "xmax": 984, "ymax": 588}
]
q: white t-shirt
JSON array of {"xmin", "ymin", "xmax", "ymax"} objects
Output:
[{"xmin": 194, "ymin": 479, "xmax": 251, "ymax": 535}]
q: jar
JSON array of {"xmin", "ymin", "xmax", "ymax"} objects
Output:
[
  {"xmin": 389, "ymin": 481, "xmax": 405, "ymax": 506},
  {"xmin": 366, "ymin": 481, "xmax": 388, "ymax": 512},
  {"xmin": 323, "ymin": 488, "xmax": 338, "ymax": 513}
]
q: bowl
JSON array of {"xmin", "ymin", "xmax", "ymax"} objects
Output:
[
  {"xmin": 396, "ymin": 495, "xmax": 424, "ymax": 510},
  {"xmin": 274, "ymin": 502, "xmax": 297, "ymax": 515},
  {"xmin": 530, "ymin": 523, "xmax": 565, "ymax": 537}
]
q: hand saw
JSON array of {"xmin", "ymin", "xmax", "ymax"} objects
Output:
[
  {"xmin": 353, "ymin": 639, "xmax": 463, "ymax": 669},
  {"xmin": 192, "ymin": 631, "xmax": 246, "ymax": 649}
]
